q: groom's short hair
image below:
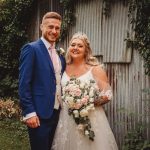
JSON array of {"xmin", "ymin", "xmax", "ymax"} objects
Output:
[{"xmin": 42, "ymin": 12, "xmax": 62, "ymax": 23}]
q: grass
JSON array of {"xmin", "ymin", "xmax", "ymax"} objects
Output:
[{"xmin": 0, "ymin": 119, "xmax": 30, "ymax": 150}]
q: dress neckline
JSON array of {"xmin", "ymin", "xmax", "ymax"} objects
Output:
[{"xmin": 64, "ymin": 67, "xmax": 93, "ymax": 79}]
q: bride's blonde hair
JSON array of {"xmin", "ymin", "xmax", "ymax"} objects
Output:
[{"xmin": 66, "ymin": 32, "xmax": 99, "ymax": 66}]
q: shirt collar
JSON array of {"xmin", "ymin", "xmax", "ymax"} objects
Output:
[{"xmin": 41, "ymin": 37, "xmax": 55, "ymax": 50}]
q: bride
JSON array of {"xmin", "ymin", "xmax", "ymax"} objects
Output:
[{"xmin": 52, "ymin": 32, "xmax": 118, "ymax": 150}]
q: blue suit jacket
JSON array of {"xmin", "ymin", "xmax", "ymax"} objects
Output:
[{"xmin": 19, "ymin": 39, "xmax": 66, "ymax": 119}]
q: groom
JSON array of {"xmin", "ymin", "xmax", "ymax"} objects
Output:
[{"xmin": 19, "ymin": 12, "xmax": 66, "ymax": 150}]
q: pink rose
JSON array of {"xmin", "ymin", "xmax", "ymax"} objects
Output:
[
  {"xmin": 81, "ymin": 97, "xmax": 88, "ymax": 105},
  {"xmin": 74, "ymin": 89, "xmax": 81, "ymax": 96},
  {"xmin": 74, "ymin": 103, "xmax": 82, "ymax": 109}
]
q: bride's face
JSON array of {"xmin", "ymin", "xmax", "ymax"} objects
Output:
[{"xmin": 69, "ymin": 38, "xmax": 86, "ymax": 60}]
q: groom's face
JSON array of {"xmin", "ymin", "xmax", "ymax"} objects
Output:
[{"xmin": 40, "ymin": 18, "xmax": 61, "ymax": 45}]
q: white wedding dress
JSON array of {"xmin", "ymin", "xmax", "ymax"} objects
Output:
[{"xmin": 52, "ymin": 69, "xmax": 118, "ymax": 150}]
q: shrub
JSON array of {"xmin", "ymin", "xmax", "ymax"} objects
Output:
[
  {"xmin": 122, "ymin": 124, "xmax": 150, "ymax": 150},
  {"xmin": 0, "ymin": 98, "xmax": 21, "ymax": 120}
]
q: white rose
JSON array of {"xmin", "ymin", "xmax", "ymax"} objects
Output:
[
  {"xmin": 77, "ymin": 99, "xmax": 81, "ymax": 103},
  {"xmin": 89, "ymin": 98, "xmax": 94, "ymax": 102},
  {"xmin": 66, "ymin": 96, "xmax": 74, "ymax": 108},
  {"xmin": 77, "ymin": 124, "xmax": 84, "ymax": 131},
  {"xmin": 89, "ymin": 103, "xmax": 95, "ymax": 110},
  {"xmin": 84, "ymin": 91, "xmax": 88, "ymax": 96},
  {"xmin": 89, "ymin": 90, "xmax": 94, "ymax": 97},
  {"xmin": 90, "ymin": 86, "xmax": 95, "ymax": 90},
  {"xmin": 68, "ymin": 83, "xmax": 73, "ymax": 88},
  {"xmin": 86, "ymin": 80, "xmax": 90, "ymax": 85},
  {"xmin": 73, "ymin": 110, "xmax": 79, "ymax": 118},
  {"xmin": 84, "ymin": 84, "xmax": 89, "ymax": 89},
  {"xmin": 86, "ymin": 103, "xmax": 95, "ymax": 111},
  {"xmin": 60, "ymin": 48, "xmax": 65, "ymax": 54},
  {"xmin": 80, "ymin": 109, "xmax": 88, "ymax": 117},
  {"xmin": 80, "ymin": 83, "xmax": 85, "ymax": 89},
  {"xmin": 66, "ymin": 96, "xmax": 74, "ymax": 102},
  {"xmin": 86, "ymin": 105, "xmax": 91, "ymax": 111},
  {"xmin": 85, "ymin": 130, "xmax": 89, "ymax": 135},
  {"xmin": 61, "ymin": 95, "xmax": 65, "ymax": 100}
]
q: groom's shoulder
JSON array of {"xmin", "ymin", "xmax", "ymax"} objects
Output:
[
  {"xmin": 29, "ymin": 39, "xmax": 42, "ymax": 47},
  {"xmin": 21, "ymin": 39, "xmax": 42, "ymax": 53},
  {"xmin": 22, "ymin": 39, "xmax": 42, "ymax": 49}
]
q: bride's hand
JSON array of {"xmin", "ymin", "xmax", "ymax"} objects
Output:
[
  {"xmin": 94, "ymin": 99, "xmax": 101, "ymax": 106},
  {"xmin": 94, "ymin": 96, "xmax": 110, "ymax": 106}
]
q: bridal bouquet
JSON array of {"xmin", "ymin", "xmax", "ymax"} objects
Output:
[{"xmin": 62, "ymin": 77, "xmax": 101, "ymax": 141}]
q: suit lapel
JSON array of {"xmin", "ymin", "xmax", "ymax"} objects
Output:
[{"xmin": 38, "ymin": 39, "xmax": 55, "ymax": 74}]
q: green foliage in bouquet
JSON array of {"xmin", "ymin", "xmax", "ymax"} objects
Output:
[{"xmin": 62, "ymin": 77, "xmax": 101, "ymax": 141}]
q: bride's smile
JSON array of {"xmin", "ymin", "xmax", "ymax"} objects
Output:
[{"xmin": 69, "ymin": 38, "xmax": 86, "ymax": 59}]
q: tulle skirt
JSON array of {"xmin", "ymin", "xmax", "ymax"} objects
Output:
[{"xmin": 52, "ymin": 104, "xmax": 118, "ymax": 150}]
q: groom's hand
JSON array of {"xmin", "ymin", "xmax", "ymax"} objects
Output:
[{"xmin": 25, "ymin": 116, "xmax": 40, "ymax": 128}]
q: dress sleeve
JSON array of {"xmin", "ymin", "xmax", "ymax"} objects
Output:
[{"xmin": 92, "ymin": 65, "xmax": 113, "ymax": 105}]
